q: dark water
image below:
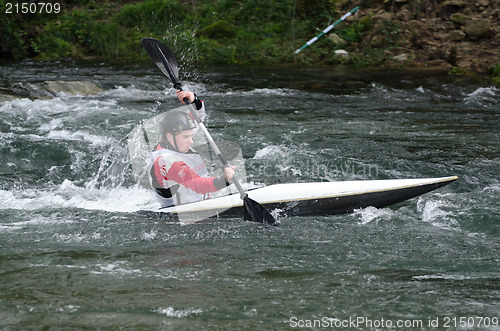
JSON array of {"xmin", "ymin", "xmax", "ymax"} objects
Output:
[{"xmin": 1, "ymin": 61, "xmax": 499, "ymax": 329}]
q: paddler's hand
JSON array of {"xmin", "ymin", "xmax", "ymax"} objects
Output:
[
  {"xmin": 223, "ymin": 166, "xmax": 236, "ymax": 184},
  {"xmin": 177, "ymin": 90, "xmax": 195, "ymax": 104}
]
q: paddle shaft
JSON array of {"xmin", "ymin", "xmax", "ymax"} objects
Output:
[{"xmin": 180, "ymin": 90, "xmax": 247, "ymax": 200}]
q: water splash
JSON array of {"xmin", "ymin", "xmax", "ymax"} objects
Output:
[
  {"xmin": 354, "ymin": 206, "xmax": 396, "ymax": 225},
  {"xmin": 417, "ymin": 195, "xmax": 459, "ymax": 230},
  {"xmin": 154, "ymin": 307, "xmax": 203, "ymax": 317},
  {"xmin": 464, "ymin": 86, "xmax": 499, "ymax": 108}
]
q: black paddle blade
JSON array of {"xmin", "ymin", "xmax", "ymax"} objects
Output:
[
  {"xmin": 141, "ymin": 37, "xmax": 180, "ymax": 86},
  {"xmin": 243, "ymin": 196, "xmax": 277, "ymax": 226}
]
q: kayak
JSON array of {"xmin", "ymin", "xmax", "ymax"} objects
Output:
[
  {"xmin": 127, "ymin": 103, "xmax": 457, "ymax": 224},
  {"xmin": 157, "ymin": 176, "xmax": 458, "ymax": 223}
]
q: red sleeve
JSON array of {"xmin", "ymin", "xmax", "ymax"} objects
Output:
[{"xmin": 154, "ymin": 157, "xmax": 218, "ymax": 194}]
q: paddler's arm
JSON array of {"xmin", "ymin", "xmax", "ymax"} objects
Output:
[
  {"xmin": 161, "ymin": 160, "xmax": 234, "ymax": 194},
  {"xmin": 176, "ymin": 90, "xmax": 206, "ymax": 122}
]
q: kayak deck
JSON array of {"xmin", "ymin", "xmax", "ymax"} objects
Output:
[{"xmin": 157, "ymin": 176, "xmax": 458, "ymax": 223}]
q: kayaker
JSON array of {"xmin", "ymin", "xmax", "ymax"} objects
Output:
[{"xmin": 147, "ymin": 90, "xmax": 236, "ymax": 208}]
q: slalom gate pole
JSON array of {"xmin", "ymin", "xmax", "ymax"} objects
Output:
[{"xmin": 294, "ymin": 6, "xmax": 359, "ymax": 54}]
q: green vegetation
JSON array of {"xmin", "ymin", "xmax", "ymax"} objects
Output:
[
  {"xmin": 1, "ymin": 0, "xmax": 377, "ymax": 65},
  {"xmin": 491, "ymin": 64, "xmax": 500, "ymax": 85},
  {"xmin": 448, "ymin": 66, "xmax": 472, "ymax": 76},
  {"xmin": 0, "ymin": 0, "xmax": 496, "ymax": 84}
]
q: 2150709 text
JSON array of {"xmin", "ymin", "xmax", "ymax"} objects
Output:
[{"xmin": 4, "ymin": 2, "xmax": 61, "ymax": 14}]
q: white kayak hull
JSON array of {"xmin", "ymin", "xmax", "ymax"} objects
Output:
[{"xmin": 157, "ymin": 176, "xmax": 458, "ymax": 222}]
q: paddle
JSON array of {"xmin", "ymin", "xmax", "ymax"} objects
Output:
[{"xmin": 141, "ymin": 37, "xmax": 277, "ymax": 226}]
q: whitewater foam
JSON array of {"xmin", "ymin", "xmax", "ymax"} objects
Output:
[
  {"xmin": 464, "ymin": 86, "xmax": 498, "ymax": 107},
  {"xmin": 46, "ymin": 129, "xmax": 115, "ymax": 147},
  {"xmin": 154, "ymin": 307, "xmax": 203, "ymax": 318},
  {"xmin": 0, "ymin": 181, "xmax": 157, "ymax": 213},
  {"xmin": 354, "ymin": 206, "xmax": 396, "ymax": 225},
  {"xmin": 417, "ymin": 196, "xmax": 458, "ymax": 230}
]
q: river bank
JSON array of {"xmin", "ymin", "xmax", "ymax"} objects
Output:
[
  {"xmin": 0, "ymin": 0, "xmax": 499, "ymax": 83},
  {"xmin": 339, "ymin": 0, "xmax": 500, "ymax": 75}
]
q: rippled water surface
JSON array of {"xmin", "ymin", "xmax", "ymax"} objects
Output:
[{"xmin": 1, "ymin": 61, "xmax": 499, "ymax": 329}]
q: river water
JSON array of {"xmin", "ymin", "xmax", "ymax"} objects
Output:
[{"xmin": 1, "ymin": 61, "xmax": 499, "ymax": 329}]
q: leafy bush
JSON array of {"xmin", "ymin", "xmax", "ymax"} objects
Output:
[
  {"xmin": 82, "ymin": 22, "xmax": 129, "ymax": 57},
  {"xmin": 0, "ymin": 17, "xmax": 27, "ymax": 59},
  {"xmin": 114, "ymin": 0, "xmax": 188, "ymax": 35},
  {"xmin": 448, "ymin": 66, "xmax": 472, "ymax": 76},
  {"xmin": 197, "ymin": 21, "xmax": 236, "ymax": 39},
  {"xmin": 197, "ymin": 38, "xmax": 236, "ymax": 64},
  {"xmin": 491, "ymin": 63, "xmax": 500, "ymax": 85},
  {"xmin": 338, "ymin": 16, "xmax": 374, "ymax": 43},
  {"xmin": 35, "ymin": 36, "xmax": 74, "ymax": 59}
]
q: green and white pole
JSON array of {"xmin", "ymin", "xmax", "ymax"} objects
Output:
[{"xmin": 294, "ymin": 6, "xmax": 359, "ymax": 54}]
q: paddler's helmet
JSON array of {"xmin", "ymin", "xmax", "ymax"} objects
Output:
[{"xmin": 160, "ymin": 110, "xmax": 197, "ymax": 139}]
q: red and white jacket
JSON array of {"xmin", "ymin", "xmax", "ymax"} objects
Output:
[{"xmin": 148, "ymin": 143, "xmax": 229, "ymax": 207}]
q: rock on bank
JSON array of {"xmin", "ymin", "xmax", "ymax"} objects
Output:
[{"xmin": 337, "ymin": 0, "xmax": 499, "ymax": 71}]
